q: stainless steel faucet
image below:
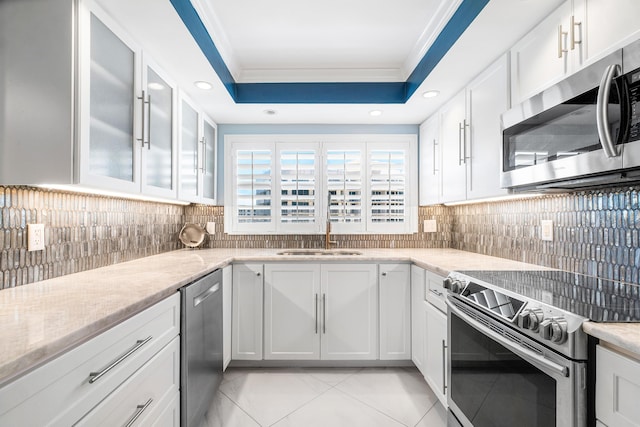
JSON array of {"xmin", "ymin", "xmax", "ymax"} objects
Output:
[{"xmin": 325, "ymin": 193, "xmax": 337, "ymax": 249}]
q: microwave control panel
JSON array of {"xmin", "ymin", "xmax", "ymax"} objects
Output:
[{"xmin": 627, "ymin": 68, "xmax": 640, "ymax": 141}]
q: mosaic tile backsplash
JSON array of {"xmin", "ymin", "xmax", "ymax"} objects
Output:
[{"xmin": 3, "ymin": 185, "xmax": 640, "ymax": 288}]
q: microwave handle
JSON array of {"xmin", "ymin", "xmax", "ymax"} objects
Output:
[{"xmin": 596, "ymin": 64, "xmax": 622, "ymax": 158}]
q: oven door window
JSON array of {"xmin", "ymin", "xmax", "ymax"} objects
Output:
[{"xmin": 450, "ymin": 313, "xmax": 556, "ymax": 427}]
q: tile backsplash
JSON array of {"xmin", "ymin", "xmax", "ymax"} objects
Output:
[{"xmin": 3, "ymin": 185, "xmax": 640, "ymax": 288}]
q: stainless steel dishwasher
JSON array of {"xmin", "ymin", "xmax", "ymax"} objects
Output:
[{"xmin": 180, "ymin": 268, "xmax": 223, "ymax": 427}]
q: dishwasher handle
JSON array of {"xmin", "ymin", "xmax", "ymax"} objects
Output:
[{"xmin": 193, "ymin": 282, "xmax": 220, "ymax": 307}]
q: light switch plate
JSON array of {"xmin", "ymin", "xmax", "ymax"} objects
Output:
[
  {"xmin": 28, "ymin": 223, "xmax": 45, "ymax": 251},
  {"xmin": 206, "ymin": 222, "xmax": 216, "ymax": 234},
  {"xmin": 423, "ymin": 219, "xmax": 437, "ymax": 233},
  {"xmin": 541, "ymin": 220, "xmax": 553, "ymax": 241}
]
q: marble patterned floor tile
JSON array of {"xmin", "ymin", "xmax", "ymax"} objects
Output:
[
  {"xmin": 414, "ymin": 402, "xmax": 447, "ymax": 427},
  {"xmin": 335, "ymin": 367, "xmax": 438, "ymax": 426},
  {"xmin": 271, "ymin": 388, "xmax": 405, "ymax": 427},
  {"xmin": 300, "ymin": 367, "xmax": 363, "ymax": 386},
  {"xmin": 219, "ymin": 370, "xmax": 331, "ymax": 426},
  {"xmin": 199, "ymin": 391, "xmax": 260, "ymax": 427}
]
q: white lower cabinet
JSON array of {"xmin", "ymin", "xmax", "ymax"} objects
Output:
[
  {"xmin": 379, "ymin": 263, "xmax": 411, "ymax": 360},
  {"xmin": 425, "ymin": 301, "xmax": 448, "ymax": 406},
  {"xmin": 223, "ymin": 264, "xmax": 233, "ymax": 370},
  {"xmin": 596, "ymin": 345, "xmax": 640, "ymax": 427},
  {"xmin": 0, "ymin": 293, "xmax": 180, "ymax": 426},
  {"xmin": 411, "ymin": 265, "xmax": 427, "ymax": 375},
  {"xmin": 262, "ymin": 263, "xmax": 379, "ymax": 361},
  {"xmin": 232, "ymin": 263, "xmax": 264, "ymax": 360}
]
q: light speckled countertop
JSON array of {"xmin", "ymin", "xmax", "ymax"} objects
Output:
[{"xmin": 1, "ymin": 247, "xmax": 638, "ymax": 386}]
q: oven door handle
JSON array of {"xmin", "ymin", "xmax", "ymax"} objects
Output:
[{"xmin": 447, "ymin": 299, "xmax": 569, "ymax": 378}]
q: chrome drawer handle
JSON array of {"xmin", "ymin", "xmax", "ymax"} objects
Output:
[
  {"xmin": 430, "ymin": 289, "xmax": 443, "ymax": 297},
  {"xmin": 123, "ymin": 398, "xmax": 153, "ymax": 427},
  {"xmin": 88, "ymin": 336, "xmax": 152, "ymax": 384}
]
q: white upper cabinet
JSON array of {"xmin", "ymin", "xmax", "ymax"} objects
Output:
[
  {"xmin": 435, "ymin": 54, "xmax": 509, "ymax": 204},
  {"xmin": 511, "ymin": 0, "xmax": 640, "ymax": 105},
  {"xmin": 177, "ymin": 93, "xmax": 217, "ymax": 204},
  {"xmin": 419, "ymin": 115, "xmax": 441, "ymax": 206}
]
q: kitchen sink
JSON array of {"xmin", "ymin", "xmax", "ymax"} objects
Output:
[{"xmin": 277, "ymin": 249, "xmax": 362, "ymax": 256}]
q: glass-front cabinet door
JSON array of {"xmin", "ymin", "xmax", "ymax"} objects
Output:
[
  {"xmin": 78, "ymin": 6, "xmax": 141, "ymax": 193},
  {"xmin": 141, "ymin": 56, "xmax": 177, "ymax": 198},
  {"xmin": 179, "ymin": 96, "xmax": 200, "ymax": 201},
  {"xmin": 201, "ymin": 116, "xmax": 217, "ymax": 203}
]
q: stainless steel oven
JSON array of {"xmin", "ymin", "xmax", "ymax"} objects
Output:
[
  {"xmin": 443, "ymin": 271, "xmax": 589, "ymax": 427},
  {"xmin": 501, "ymin": 38, "xmax": 640, "ymax": 191}
]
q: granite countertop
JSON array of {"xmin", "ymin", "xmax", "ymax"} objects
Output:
[{"xmin": 0, "ymin": 247, "xmax": 638, "ymax": 386}]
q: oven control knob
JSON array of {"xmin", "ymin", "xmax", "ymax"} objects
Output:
[
  {"xmin": 443, "ymin": 278, "xmax": 464, "ymax": 294},
  {"xmin": 518, "ymin": 308, "xmax": 544, "ymax": 331},
  {"xmin": 541, "ymin": 318, "xmax": 568, "ymax": 344}
]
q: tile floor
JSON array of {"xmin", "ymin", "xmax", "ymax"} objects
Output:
[{"xmin": 199, "ymin": 367, "xmax": 447, "ymax": 427}]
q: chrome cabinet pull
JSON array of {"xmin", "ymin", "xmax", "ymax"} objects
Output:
[
  {"xmin": 442, "ymin": 340, "xmax": 447, "ymax": 396},
  {"xmin": 146, "ymin": 95, "xmax": 151, "ymax": 150},
  {"xmin": 458, "ymin": 122, "xmax": 464, "ymax": 165},
  {"xmin": 570, "ymin": 15, "xmax": 582, "ymax": 50},
  {"xmin": 136, "ymin": 90, "xmax": 148, "ymax": 148},
  {"xmin": 381, "ymin": 272, "xmax": 387, "ymax": 276},
  {"xmin": 430, "ymin": 288, "xmax": 443, "ymax": 297},
  {"xmin": 596, "ymin": 64, "xmax": 622, "ymax": 158},
  {"xmin": 462, "ymin": 119, "xmax": 469, "ymax": 164},
  {"xmin": 256, "ymin": 271, "xmax": 261, "ymax": 277},
  {"xmin": 88, "ymin": 336, "xmax": 152, "ymax": 384},
  {"xmin": 322, "ymin": 293, "xmax": 327, "ymax": 334},
  {"xmin": 123, "ymin": 398, "xmax": 153, "ymax": 427},
  {"xmin": 557, "ymin": 25, "xmax": 568, "ymax": 58},
  {"xmin": 432, "ymin": 139, "xmax": 438, "ymax": 175},
  {"xmin": 199, "ymin": 138, "xmax": 206, "ymax": 173},
  {"xmin": 315, "ymin": 293, "xmax": 319, "ymax": 334}
]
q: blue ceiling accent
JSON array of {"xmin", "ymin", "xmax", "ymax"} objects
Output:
[{"xmin": 169, "ymin": 0, "xmax": 490, "ymax": 104}]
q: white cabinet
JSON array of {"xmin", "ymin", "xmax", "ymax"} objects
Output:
[
  {"xmin": 379, "ymin": 264, "xmax": 411, "ymax": 360},
  {"xmin": 232, "ymin": 263, "xmax": 264, "ymax": 360},
  {"xmin": 438, "ymin": 55, "xmax": 509, "ymax": 203},
  {"xmin": 511, "ymin": 0, "xmax": 640, "ymax": 105},
  {"xmin": 264, "ymin": 264, "xmax": 322, "ymax": 360},
  {"xmin": 0, "ymin": 294, "xmax": 180, "ymax": 426},
  {"xmin": 424, "ymin": 301, "xmax": 448, "ymax": 407},
  {"xmin": 411, "ymin": 265, "xmax": 427, "ymax": 376},
  {"xmin": 223, "ymin": 265, "xmax": 232, "ymax": 371},
  {"xmin": 178, "ymin": 93, "xmax": 217, "ymax": 204},
  {"xmin": 262, "ymin": 263, "xmax": 378, "ymax": 361},
  {"xmin": 321, "ymin": 264, "xmax": 378, "ymax": 360},
  {"xmin": 596, "ymin": 345, "xmax": 640, "ymax": 427},
  {"xmin": 419, "ymin": 115, "xmax": 441, "ymax": 205}
]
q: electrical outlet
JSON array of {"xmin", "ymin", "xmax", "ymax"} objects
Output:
[
  {"xmin": 206, "ymin": 222, "xmax": 216, "ymax": 234},
  {"xmin": 541, "ymin": 220, "xmax": 553, "ymax": 241},
  {"xmin": 28, "ymin": 223, "xmax": 45, "ymax": 251},
  {"xmin": 423, "ymin": 219, "xmax": 437, "ymax": 233}
]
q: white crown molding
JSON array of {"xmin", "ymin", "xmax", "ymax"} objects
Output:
[
  {"xmin": 190, "ymin": 0, "xmax": 241, "ymax": 80},
  {"xmin": 401, "ymin": 0, "xmax": 463, "ymax": 79},
  {"xmin": 238, "ymin": 68, "xmax": 405, "ymax": 83}
]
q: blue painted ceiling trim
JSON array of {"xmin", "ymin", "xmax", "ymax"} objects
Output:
[{"xmin": 169, "ymin": 0, "xmax": 489, "ymax": 104}]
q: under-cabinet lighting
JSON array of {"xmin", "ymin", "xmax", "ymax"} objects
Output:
[
  {"xmin": 263, "ymin": 109, "xmax": 277, "ymax": 115},
  {"xmin": 422, "ymin": 90, "xmax": 440, "ymax": 98},
  {"xmin": 369, "ymin": 110, "xmax": 383, "ymax": 117},
  {"xmin": 38, "ymin": 185, "xmax": 191, "ymax": 205},
  {"xmin": 443, "ymin": 193, "xmax": 544, "ymax": 206},
  {"xmin": 194, "ymin": 81, "xmax": 213, "ymax": 90}
]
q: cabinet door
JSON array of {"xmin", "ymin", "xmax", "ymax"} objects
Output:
[
  {"xmin": 200, "ymin": 116, "xmax": 217, "ymax": 203},
  {"xmin": 79, "ymin": 8, "xmax": 141, "ymax": 193},
  {"xmin": 466, "ymin": 54, "xmax": 510, "ymax": 200},
  {"xmin": 596, "ymin": 345, "xmax": 640, "ymax": 427},
  {"xmin": 379, "ymin": 264, "xmax": 411, "ymax": 360},
  {"xmin": 419, "ymin": 115, "xmax": 441, "ymax": 205},
  {"xmin": 411, "ymin": 266, "xmax": 427, "ymax": 376},
  {"xmin": 425, "ymin": 302, "xmax": 447, "ymax": 407},
  {"xmin": 264, "ymin": 264, "xmax": 321, "ymax": 360},
  {"xmin": 232, "ymin": 264, "xmax": 264, "ymax": 360},
  {"xmin": 178, "ymin": 95, "xmax": 200, "ymax": 202},
  {"xmin": 320, "ymin": 264, "xmax": 378, "ymax": 360},
  {"xmin": 222, "ymin": 265, "xmax": 232, "ymax": 371},
  {"xmin": 439, "ymin": 90, "xmax": 467, "ymax": 203},
  {"xmin": 510, "ymin": 1, "xmax": 573, "ymax": 104},
  {"xmin": 579, "ymin": 0, "xmax": 640, "ymax": 66},
  {"xmin": 141, "ymin": 56, "xmax": 177, "ymax": 198}
]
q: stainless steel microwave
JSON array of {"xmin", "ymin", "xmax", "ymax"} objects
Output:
[{"xmin": 501, "ymin": 39, "xmax": 640, "ymax": 191}]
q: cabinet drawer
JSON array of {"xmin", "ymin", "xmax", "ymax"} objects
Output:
[
  {"xmin": 425, "ymin": 271, "xmax": 446, "ymax": 313},
  {"xmin": 0, "ymin": 293, "xmax": 180, "ymax": 426},
  {"xmin": 596, "ymin": 345, "xmax": 640, "ymax": 427},
  {"xmin": 76, "ymin": 337, "xmax": 180, "ymax": 427}
]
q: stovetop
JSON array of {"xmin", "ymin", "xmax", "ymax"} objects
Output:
[{"xmin": 457, "ymin": 269, "xmax": 640, "ymax": 323}]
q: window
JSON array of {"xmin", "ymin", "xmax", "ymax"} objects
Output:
[{"xmin": 225, "ymin": 135, "xmax": 417, "ymax": 234}]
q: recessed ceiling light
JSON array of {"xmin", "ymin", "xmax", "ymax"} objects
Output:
[
  {"xmin": 422, "ymin": 90, "xmax": 440, "ymax": 98},
  {"xmin": 369, "ymin": 110, "xmax": 383, "ymax": 117},
  {"xmin": 148, "ymin": 82, "xmax": 165, "ymax": 91},
  {"xmin": 263, "ymin": 109, "xmax": 277, "ymax": 115},
  {"xmin": 194, "ymin": 81, "xmax": 213, "ymax": 90}
]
